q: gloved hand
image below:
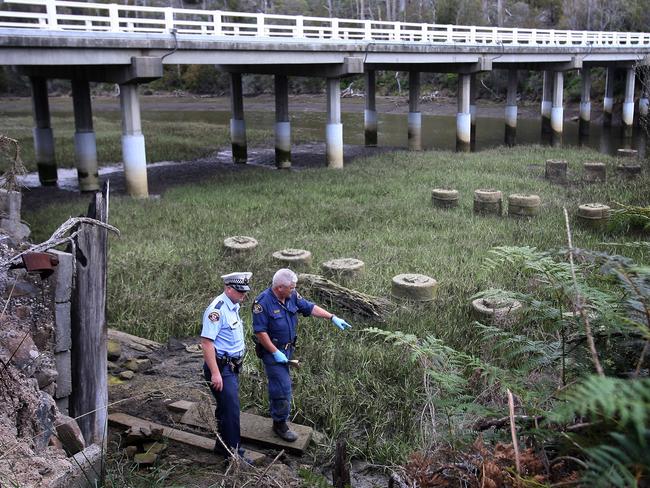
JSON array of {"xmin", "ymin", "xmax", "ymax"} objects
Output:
[
  {"xmin": 331, "ymin": 315, "xmax": 352, "ymax": 330},
  {"xmin": 272, "ymin": 349, "xmax": 288, "ymax": 363}
]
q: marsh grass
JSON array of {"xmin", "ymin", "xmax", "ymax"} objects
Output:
[{"xmin": 24, "ymin": 145, "xmax": 649, "ymax": 464}]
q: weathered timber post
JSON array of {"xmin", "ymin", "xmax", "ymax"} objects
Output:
[
  {"xmin": 333, "ymin": 437, "xmax": 351, "ymax": 488},
  {"xmin": 579, "ymin": 68, "xmax": 591, "ymax": 137},
  {"xmin": 71, "ymin": 79, "xmax": 99, "ymax": 191},
  {"xmin": 408, "ymin": 71, "xmax": 422, "ymax": 151},
  {"xmin": 70, "ymin": 186, "xmax": 109, "ymax": 447},
  {"xmin": 639, "ymin": 68, "xmax": 649, "ymax": 122},
  {"xmin": 30, "ymin": 76, "xmax": 58, "ymax": 186},
  {"xmin": 230, "ymin": 73, "xmax": 247, "ymax": 164},
  {"xmin": 364, "ymin": 70, "xmax": 378, "ymax": 147},
  {"xmin": 603, "ymin": 67, "xmax": 615, "ymax": 127},
  {"xmin": 275, "ymin": 74, "xmax": 291, "ymax": 168},
  {"xmin": 504, "ymin": 69, "xmax": 518, "ymax": 146}
]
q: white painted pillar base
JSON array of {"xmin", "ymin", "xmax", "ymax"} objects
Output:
[
  {"xmin": 74, "ymin": 131, "xmax": 99, "ymax": 192},
  {"xmin": 640, "ymin": 98, "xmax": 649, "ymax": 118},
  {"xmin": 541, "ymin": 101, "xmax": 552, "ymax": 120},
  {"xmin": 230, "ymin": 118, "xmax": 247, "ymax": 164},
  {"xmin": 603, "ymin": 96, "xmax": 614, "ymax": 126},
  {"xmin": 326, "ymin": 123, "xmax": 343, "ymax": 169},
  {"xmin": 505, "ymin": 105, "xmax": 517, "ymax": 146},
  {"xmin": 364, "ymin": 109, "xmax": 377, "ymax": 147},
  {"xmin": 551, "ymin": 107, "xmax": 563, "ymax": 134},
  {"xmin": 33, "ymin": 127, "xmax": 57, "ymax": 185},
  {"xmin": 121, "ymin": 134, "xmax": 148, "ymax": 198},
  {"xmin": 580, "ymin": 101, "xmax": 591, "ymax": 123},
  {"xmin": 275, "ymin": 121, "xmax": 291, "ymax": 169},
  {"xmin": 456, "ymin": 112, "xmax": 471, "ymax": 152},
  {"xmin": 408, "ymin": 111, "xmax": 422, "ymax": 151},
  {"xmin": 622, "ymin": 102, "xmax": 634, "ymax": 128}
]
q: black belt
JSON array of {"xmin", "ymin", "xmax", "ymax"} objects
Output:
[
  {"xmin": 216, "ymin": 352, "xmax": 245, "ymax": 371},
  {"xmin": 272, "ymin": 337, "xmax": 297, "ymax": 351}
]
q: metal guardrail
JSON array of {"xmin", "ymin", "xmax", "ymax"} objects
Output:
[{"xmin": 1, "ymin": 0, "xmax": 650, "ymax": 47}]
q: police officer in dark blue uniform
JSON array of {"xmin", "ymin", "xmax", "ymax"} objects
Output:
[
  {"xmin": 252, "ymin": 268, "xmax": 351, "ymax": 441},
  {"xmin": 201, "ymin": 271, "xmax": 252, "ymax": 460}
]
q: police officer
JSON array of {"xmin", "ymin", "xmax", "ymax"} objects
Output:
[
  {"xmin": 200, "ymin": 271, "xmax": 252, "ymax": 460},
  {"xmin": 252, "ymin": 268, "xmax": 351, "ymax": 441}
]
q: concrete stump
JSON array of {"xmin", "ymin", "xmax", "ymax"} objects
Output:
[
  {"xmin": 391, "ymin": 274, "xmax": 437, "ymax": 302},
  {"xmin": 472, "ymin": 296, "xmax": 522, "ymax": 326},
  {"xmin": 616, "ymin": 148, "xmax": 638, "ymax": 159},
  {"xmin": 545, "ymin": 159, "xmax": 568, "ymax": 183},
  {"xmin": 321, "ymin": 258, "xmax": 365, "ymax": 281},
  {"xmin": 507, "ymin": 194, "xmax": 541, "ymax": 217},
  {"xmin": 583, "ymin": 162, "xmax": 606, "ymax": 183},
  {"xmin": 223, "ymin": 236, "xmax": 258, "ymax": 253},
  {"xmin": 615, "ymin": 164, "xmax": 642, "ymax": 179},
  {"xmin": 473, "ymin": 189, "xmax": 502, "ymax": 216},
  {"xmin": 272, "ymin": 248, "xmax": 312, "ymax": 267},
  {"xmin": 431, "ymin": 188, "xmax": 460, "ymax": 208},
  {"xmin": 577, "ymin": 203, "xmax": 610, "ymax": 230}
]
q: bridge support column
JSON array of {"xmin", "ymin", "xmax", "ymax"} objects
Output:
[
  {"xmin": 551, "ymin": 71, "xmax": 564, "ymax": 146},
  {"xmin": 622, "ymin": 67, "xmax": 635, "ymax": 138},
  {"xmin": 30, "ymin": 77, "xmax": 57, "ymax": 186},
  {"xmin": 504, "ymin": 69, "xmax": 517, "ymax": 147},
  {"xmin": 326, "ymin": 78, "xmax": 343, "ymax": 168},
  {"xmin": 230, "ymin": 73, "xmax": 247, "ymax": 164},
  {"xmin": 470, "ymin": 73, "xmax": 477, "ymax": 150},
  {"xmin": 579, "ymin": 68, "xmax": 591, "ymax": 137},
  {"xmin": 71, "ymin": 79, "xmax": 99, "ymax": 192},
  {"xmin": 408, "ymin": 71, "xmax": 422, "ymax": 151},
  {"xmin": 639, "ymin": 70, "xmax": 649, "ymax": 121},
  {"xmin": 603, "ymin": 67, "xmax": 615, "ymax": 127},
  {"xmin": 274, "ymin": 75, "xmax": 291, "ymax": 169},
  {"xmin": 364, "ymin": 71, "xmax": 377, "ymax": 147},
  {"xmin": 456, "ymin": 74, "xmax": 471, "ymax": 152},
  {"xmin": 541, "ymin": 70, "xmax": 553, "ymax": 134},
  {"xmin": 119, "ymin": 83, "xmax": 148, "ymax": 198}
]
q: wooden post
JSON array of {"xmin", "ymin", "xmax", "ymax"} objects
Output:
[
  {"xmin": 333, "ymin": 436, "xmax": 351, "ymax": 488},
  {"xmin": 70, "ymin": 184, "xmax": 109, "ymax": 447}
]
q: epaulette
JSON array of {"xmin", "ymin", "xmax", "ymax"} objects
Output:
[{"xmin": 214, "ymin": 300, "xmax": 224, "ymax": 310}]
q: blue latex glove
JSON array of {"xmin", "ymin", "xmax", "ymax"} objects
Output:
[
  {"xmin": 272, "ymin": 350, "xmax": 288, "ymax": 363},
  {"xmin": 331, "ymin": 315, "xmax": 352, "ymax": 330}
]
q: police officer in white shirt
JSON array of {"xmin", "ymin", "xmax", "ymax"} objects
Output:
[{"xmin": 200, "ymin": 271, "xmax": 252, "ymax": 460}]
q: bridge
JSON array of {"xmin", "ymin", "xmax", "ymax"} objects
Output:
[{"xmin": 1, "ymin": 0, "xmax": 649, "ymax": 197}]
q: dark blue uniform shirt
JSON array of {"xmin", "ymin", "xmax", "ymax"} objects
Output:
[{"xmin": 252, "ymin": 287, "xmax": 315, "ymax": 345}]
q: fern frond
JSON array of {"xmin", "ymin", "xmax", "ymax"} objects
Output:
[{"xmin": 582, "ymin": 430, "xmax": 650, "ymax": 487}]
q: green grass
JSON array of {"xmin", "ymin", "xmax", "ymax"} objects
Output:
[{"xmin": 24, "ymin": 145, "xmax": 650, "ymax": 465}]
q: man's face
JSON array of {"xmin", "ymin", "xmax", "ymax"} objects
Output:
[
  {"xmin": 226, "ymin": 286, "xmax": 248, "ymax": 304},
  {"xmin": 274, "ymin": 282, "xmax": 296, "ymax": 301}
]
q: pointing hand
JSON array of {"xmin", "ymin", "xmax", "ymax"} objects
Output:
[
  {"xmin": 331, "ymin": 315, "xmax": 352, "ymax": 330},
  {"xmin": 272, "ymin": 350, "xmax": 289, "ymax": 363}
]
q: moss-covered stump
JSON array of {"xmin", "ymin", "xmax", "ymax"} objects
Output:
[
  {"xmin": 321, "ymin": 258, "xmax": 365, "ymax": 281},
  {"xmin": 583, "ymin": 162, "xmax": 606, "ymax": 183},
  {"xmin": 431, "ymin": 188, "xmax": 459, "ymax": 208},
  {"xmin": 391, "ymin": 274, "xmax": 437, "ymax": 302},
  {"xmin": 473, "ymin": 189, "xmax": 503, "ymax": 216},
  {"xmin": 223, "ymin": 235, "xmax": 258, "ymax": 253},
  {"xmin": 272, "ymin": 248, "xmax": 313, "ymax": 268},
  {"xmin": 545, "ymin": 159, "xmax": 568, "ymax": 183},
  {"xmin": 615, "ymin": 163, "xmax": 642, "ymax": 179},
  {"xmin": 507, "ymin": 194, "xmax": 541, "ymax": 217},
  {"xmin": 577, "ymin": 203, "xmax": 610, "ymax": 230},
  {"xmin": 472, "ymin": 296, "xmax": 522, "ymax": 326}
]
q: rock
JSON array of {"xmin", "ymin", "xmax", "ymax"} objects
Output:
[
  {"xmin": 107, "ymin": 361, "xmax": 119, "ymax": 371},
  {"xmin": 3, "ymin": 279, "xmax": 39, "ymax": 298},
  {"xmin": 0, "ymin": 328, "xmax": 38, "ymax": 371},
  {"xmin": 34, "ymin": 366, "xmax": 58, "ymax": 389},
  {"xmin": 119, "ymin": 370, "xmax": 135, "ymax": 380},
  {"xmin": 108, "ymin": 375, "xmax": 124, "ymax": 386},
  {"xmin": 107, "ymin": 339, "xmax": 122, "ymax": 361},
  {"xmin": 143, "ymin": 442, "xmax": 166, "ymax": 455},
  {"xmin": 125, "ymin": 445, "xmax": 138, "ymax": 458},
  {"xmin": 134, "ymin": 452, "xmax": 158, "ymax": 466},
  {"xmin": 15, "ymin": 305, "xmax": 31, "ymax": 319},
  {"xmin": 34, "ymin": 392, "xmax": 57, "ymax": 452},
  {"xmin": 124, "ymin": 358, "xmax": 139, "ymax": 371},
  {"xmin": 55, "ymin": 413, "xmax": 86, "ymax": 456}
]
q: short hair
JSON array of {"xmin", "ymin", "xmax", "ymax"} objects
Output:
[{"xmin": 272, "ymin": 268, "xmax": 297, "ymax": 288}]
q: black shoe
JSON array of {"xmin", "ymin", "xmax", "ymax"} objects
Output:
[{"xmin": 272, "ymin": 421, "xmax": 298, "ymax": 442}]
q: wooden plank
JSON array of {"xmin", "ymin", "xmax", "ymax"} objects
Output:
[
  {"xmin": 108, "ymin": 412, "xmax": 265, "ymax": 464},
  {"xmin": 169, "ymin": 402, "xmax": 312, "ymax": 454},
  {"xmin": 108, "ymin": 328, "xmax": 162, "ymax": 351}
]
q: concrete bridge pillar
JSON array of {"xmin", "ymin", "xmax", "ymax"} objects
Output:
[
  {"xmin": 603, "ymin": 67, "xmax": 615, "ymax": 127},
  {"xmin": 326, "ymin": 77, "xmax": 343, "ymax": 168},
  {"xmin": 71, "ymin": 79, "xmax": 99, "ymax": 192},
  {"xmin": 541, "ymin": 70, "xmax": 553, "ymax": 134},
  {"xmin": 551, "ymin": 71, "xmax": 564, "ymax": 146},
  {"xmin": 622, "ymin": 67, "xmax": 635, "ymax": 138},
  {"xmin": 504, "ymin": 69, "xmax": 518, "ymax": 146},
  {"xmin": 639, "ymin": 70, "xmax": 649, "ymax": 120},
  {"xmin": 470, "ymin": 73, "xmax": 477, "ymax": 150},
  {"xmin": 119, "ymin": 83, "xmax": 148, "ymax": 198},
  {"xmin": 230, "ymin": 73, "xmax": 247, "ymax": 164},
  {"xmin": 408, "ymin": 71, "xmax": 422, "ymax": 151},
  {"xmin": 579, "ymin": 68, "xmax": 591, "ymax": 137},
  {"xmin": 274, "ymin": 75, "xmax": 291, "ymax": 168},
  {"xmin": 30, "ymin": 77, "xmax": 57, "ymax": 186},
  {"xmin": 364, "ymin": 71, "xmax": 377, "ymax": 147},
  {"xmin": 456, "ymin": 74, "xmax": 471, "ymax": 152}
]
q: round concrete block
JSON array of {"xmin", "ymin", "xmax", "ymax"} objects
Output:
[
  {"xmin": 507, "ymin": 194, "xmax": 541, "ymax": 217},
  {"xmin": 272, "ymin": 248, "xmax": 312, "ymax": 267},
  {"xmin": 472, "ymin": 296, "xmax": 522, "ymax": 326},
  {"xmin": 583, "ymin": 162, "xmax": 606, "ymax": 183},
  {"xmin": 391, "ymin": 273, "xmax": 437, "ymax": 302},
  {"xmin": 321, "ymin": 258, "xmax": 365, "ymax": 280},
  {"xmin": 577, "ymin": 203, "xmax": 610, "ymax": 230},
  {"xmin": 615, "ymin": 163, "xmax": 642, "ymax": 179},
  {"xmin": 616, "ymin": 148, "xmax": 638, "ymax": 159},
  {"xmin": 473, "ymin": 189, "xmax": 503, "ymax": 215},
  {"xmin": 223, "ymin": 236, "xmax": 258, "ymax": 253},
  {"xmin": 431, "ymin": 188, "xmax": 459, "ymax": 208},
  {"xmin": 545, "ymin": 159, "xmax": 568, "ymax": 183}
]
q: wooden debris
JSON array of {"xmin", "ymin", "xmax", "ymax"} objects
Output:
[{"xmin": 108, "ymin": 328, "xmax": 162, "ymax": 352}]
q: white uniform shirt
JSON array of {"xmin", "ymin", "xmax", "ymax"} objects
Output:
[{"xmin": 200, "ymin": 292, "xmax": 245, "ymax": 357}]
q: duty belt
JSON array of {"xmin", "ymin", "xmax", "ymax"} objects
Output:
[
  {"xmin": 216, "ymin": 352, "xmax": 245, "ymax": 371},
  {"xmin": 272, "ymin": 337, "xmax": 297, "ymax": 351}
]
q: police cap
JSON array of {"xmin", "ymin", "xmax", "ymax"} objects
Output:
[{"xmin": 221, "ymin": 271, "xmax": 252, "ymax": 292}]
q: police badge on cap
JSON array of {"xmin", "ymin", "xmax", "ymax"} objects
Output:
[{"xmin": 222, "ymin": 272, "xmax": 252, "ymax": 292}]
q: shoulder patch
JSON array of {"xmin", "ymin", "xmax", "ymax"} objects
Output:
[
  {"xmin": 253, "ymin": 303, "xmax": 263, "ymax": 314},
  {"xmin": 296, "ymin": 291, "xmax": 303, "ymax": 299},
  {"xmin": 208, "ymin": 311, "xmax": 220, "ymax": 322}
]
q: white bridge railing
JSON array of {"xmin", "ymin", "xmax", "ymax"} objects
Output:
[{"xmin": 1, "ymin": 0, "xmax": 650, "ymax": 47}]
